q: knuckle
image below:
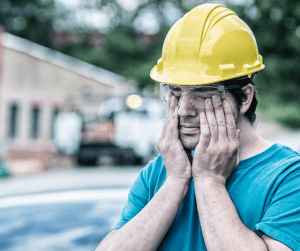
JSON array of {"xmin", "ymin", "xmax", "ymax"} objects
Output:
[
  {"xmin": 226, "ymin": 122, "xmax": 236, "ymax": 129},
  {"xmin": 214, "ymin": 102, "xmax": 222, "ymax": 108},
  {"xmin": 157, "ymin": 143, "xmax": 168, "ymax": 153},
  {"xmin": 206, "ymin": 106, "xmax": 214, "ymax": 112},
  {"xmin": 219, "ymin": 144, "xmax": 227, "ymax": 152},
  {"xmin": 224, "ymin": 106, "xmax": 232, "ymax": 113},
  {"xmin": 217, "ymin": 120, "xmax": 226, "ymax": 126},
  {"xmin": 201, "ymin": 118, "xmax": 209, "ymax": 125},
  {"xmin": 202, "ymin": 131, "xmax": 210, "ymax": 139},
  {"xmin": 231, "ymin": 142, "xmax": 239, "ymax": 150},
  {"xmin": 208, "ymin": 122, "xmax": 217, "ymax": 128},
  {"xmin": 227, "ymin": 145, "xmax": 237, "ymax": 155}
]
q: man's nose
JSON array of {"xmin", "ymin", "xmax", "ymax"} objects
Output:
[{"xmin": 177, "ymin": 94, "xmax": 197, "ymax": 117}]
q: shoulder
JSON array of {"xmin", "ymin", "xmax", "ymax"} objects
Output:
[
  {"xmin": 140, "ymin": 155, "xmax": 166, "ymax": 196},
  {"xmin": 261, "ymin": 144, "xmax": 300, "ymax": 198},
  {"xmin": 278, "ymin": 144, "xmax": 300, "ymax": 158},
  {"xmin": 262, "ymin": 144, "xmax": 300, "ymax": 171},
  {"xmin": 231, "ymin": 144, "xmax": 300, "ymax": 192},
  {"xmin": 275, "ymin": 144, "xmax": 300, "ymax": 172},
  {"xmin": 141, "ymin": 154, "xmax": 165, "ymax": 176}
]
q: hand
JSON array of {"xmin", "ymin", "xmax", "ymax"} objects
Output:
[
  {"xmin": 156, "ymin": 93, "xmax": 192, "ymax": 183},
  {"xmin": 192, "ymin": 95, "xmax": 240, "ymax": 185}
]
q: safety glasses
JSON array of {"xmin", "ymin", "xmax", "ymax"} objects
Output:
[{"xmin": 160, "ymin": 83, "xmax": 241, "ymax": 108}]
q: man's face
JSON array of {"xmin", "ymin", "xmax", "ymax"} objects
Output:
[{"xmin": 176, "ymin": 86, "xmax": 239, "ymax": 150}]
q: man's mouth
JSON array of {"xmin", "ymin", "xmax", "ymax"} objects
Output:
[{"xmin": 180, "ymin": 124, "xmax": 200, "ymax": 134}]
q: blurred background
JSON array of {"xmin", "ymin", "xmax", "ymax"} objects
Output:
[{"xmin": 0, "ymin": 0, "xmax": 299, "ymax": 250}]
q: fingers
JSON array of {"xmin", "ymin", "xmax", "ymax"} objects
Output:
[
  {"xmin": 204, "ymin": 98, "xmax": 218, "ymax": 144},
  {"xmin": 212, "ymin": 95, "xmax": 227, "ymax": 142},
  {"xmin": 169, "ymin": 94, "xmax": 177, "ymax": 117},
  {"xmin": 206, "ymin": 96, "xmax": 237, "ymax": 144},
  {"xmin": 169, "ymin": 106, "xmax": 180, "ymax": 144},
  {"xmin": 160, "ymin": 92, "xmax": 174, "ymax": 140},
  {"xmin": 199, "ymin": 112, "xmax": 210, "ymax": 149},
  {"xmin": 235, "ymin": 129, "xmax": 240, "ymax": 167},
  {"xmin": 223, "ymin": 100, "xmax": 237, "ymax": 142},
  {"xmin": 165, "ymin": 95, "xmax": 179, "ymax": 144}
]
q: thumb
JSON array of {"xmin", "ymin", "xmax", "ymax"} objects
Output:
[{"xmin": 235, "ymin": 129, "xmax": 240, "ymax": 167}]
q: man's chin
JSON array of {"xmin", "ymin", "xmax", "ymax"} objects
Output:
[{"xmin": 179, "ymin": 132, "xmax": 200, "ymax": 150}]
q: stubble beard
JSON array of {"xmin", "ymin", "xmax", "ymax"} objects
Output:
[
  {"xmin": 179, "ymin": 132, "xmax": 200, "ymax": 150},
  {"xmin": 179, "ymin": 116, "xmax": 201, "ymax": 150}
]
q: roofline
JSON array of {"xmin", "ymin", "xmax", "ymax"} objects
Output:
[{"xmin": 1, "ymin": 32, "xmax": 126, "ymax": 88}]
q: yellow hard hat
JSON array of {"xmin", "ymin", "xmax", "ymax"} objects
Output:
[{"xmin": 150, "ymin": 3, "xmax": 264, "ymax": 85}]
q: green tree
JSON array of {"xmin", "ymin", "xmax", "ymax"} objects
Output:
[
  {"xmin": 0, "ymin": 0, "xmax": 63, "ymax": 48},
  {"xmin": 228, "ymin": 0, "xmax": 300, "ymax": 128},
  {"xmin": 52, "ymin": 0, "xmax": 190, "ymax": 89}
]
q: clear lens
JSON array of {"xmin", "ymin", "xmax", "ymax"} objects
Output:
[
  {"xmin": 160, "ymin": 83, "xmax": 225, "ymax": 108},
  {"xmin": 160, "ymin": 83, "xmax": 170, "ymax": 104}
]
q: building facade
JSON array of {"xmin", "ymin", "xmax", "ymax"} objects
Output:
[{"xmin": 0, "ymin": 27, "xmax": 131, "ymax": 174}]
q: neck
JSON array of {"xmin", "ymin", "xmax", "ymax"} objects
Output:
[{"xmin": 237, "ymin": 117, "xmax": 273, "ymax": 161}]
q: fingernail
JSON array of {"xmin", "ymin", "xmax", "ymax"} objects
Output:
[
  {"xmin": 207, "ymin": 98, "xmax": 212, "ymax": 107},
  {"xmin": 201, "ymin": 112, "xmax": 206, "ymax": 118},
  {"xmin": 223, "ymin": 100, "xmax": 230, "ymax": 107},
  {"xmin": 171, "ymin": 96, "xmax": 174, "ymax": 105},
  {"xmin": 213, "ymin": 95, "xmax": 221, "ymax": 102}
]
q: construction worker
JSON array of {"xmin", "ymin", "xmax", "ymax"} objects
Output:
[{"xmin": 96, "ymin": 3, "xmax": 300, "ymax": 251}]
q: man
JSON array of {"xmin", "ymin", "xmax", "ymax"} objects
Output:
[{"xmin": 96, "ymin": 3, "xmax": 300, "ymax": 251}]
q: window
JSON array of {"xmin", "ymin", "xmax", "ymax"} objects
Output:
[
  {"xmin": 8, "ymin": 103, "xmax": 19, "ymax": 139},
  {"xmin": 51, "ymin": 108, "xmax": 60, "ymax": 139},
  {"xmin": 31, "ymin": 106, "xmax": 40, "ymax": 139}
]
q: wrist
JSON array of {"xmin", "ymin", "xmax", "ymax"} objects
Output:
[
  {"xmin": 193, "ymin": 175, "xmax": 226, "ymax": 186},
  {"xmin": 166, "ymin": 175, "xmax": 191, "ymax": 186},
  {"xmin": 165, "ymin": 176, "xmax": 191, "ymax": 196}
]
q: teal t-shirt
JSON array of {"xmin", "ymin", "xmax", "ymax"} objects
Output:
[{"xmin": 114, "ymin": 144, "xmax": 300, "ymax": 250}]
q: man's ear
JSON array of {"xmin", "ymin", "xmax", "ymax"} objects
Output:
[{"xmin": 239, "ymin": 83, "xmax": 254, "ymax": 115}]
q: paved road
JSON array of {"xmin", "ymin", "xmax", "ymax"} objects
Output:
[
  {"xmin": 0, "ymin": 166, "xmax": 143, "ymax": 198},
  {"xmin": 1, "ymin": 122, "xmax": 300, "ymax": 199}
]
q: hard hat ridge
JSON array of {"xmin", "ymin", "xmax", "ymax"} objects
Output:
[{"xmin": 199, "ymin": 5, "xmax": 237, "ymax": 49}]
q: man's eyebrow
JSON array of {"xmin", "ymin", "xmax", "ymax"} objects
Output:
[
  {"xmin": 169, "ymin": 85, "xmax": 181, "ymax": 90},
  {"xmin": 192, "ymin": 85, "xmax": 218, "ymax": 90}
]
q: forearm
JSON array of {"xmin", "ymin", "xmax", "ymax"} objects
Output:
[
  {"xmin": 194, "ymin": 178, "xmax": 267, "ymax": 251},
  {"xmin": 96, "ymin": 177, "xmax": 190, "ymax": 251}
]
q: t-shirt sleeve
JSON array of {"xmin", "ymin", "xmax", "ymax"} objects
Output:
[
  {"xmin": 113, "ymin": 167, "xmax": 150, "ymax": 230},
  {"xmin": 254, "ymin": 169, "xmax": 300, "ymax": 250}
]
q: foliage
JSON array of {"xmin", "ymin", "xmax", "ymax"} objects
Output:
[
  {"xmin": 228, "ymin": 0, "xmax": 300, "ymax": 129},
  {"xmin": 58, "ymin": 27, "xmax": 168, "ymax": 89},
  {"xmin": 0, "ymin": 0, "xmax": 59, "ymax": 48},
  {"xmin": 1, "ymin": 0, "xmax": 299, "ymax": 129}
]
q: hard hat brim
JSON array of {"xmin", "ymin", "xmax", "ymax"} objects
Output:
[{"xmin": 150, "ymin": 64, "xmax": 265, "ymax": 86}]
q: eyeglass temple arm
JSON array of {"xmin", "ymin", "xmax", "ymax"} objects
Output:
[
  {"xmin": 218, "ymin": 80, "xmax": 255, "ymax": 91},
  {"xmin": 217, "ymin": 85, "xmax": 240, "ymax": 91}
]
